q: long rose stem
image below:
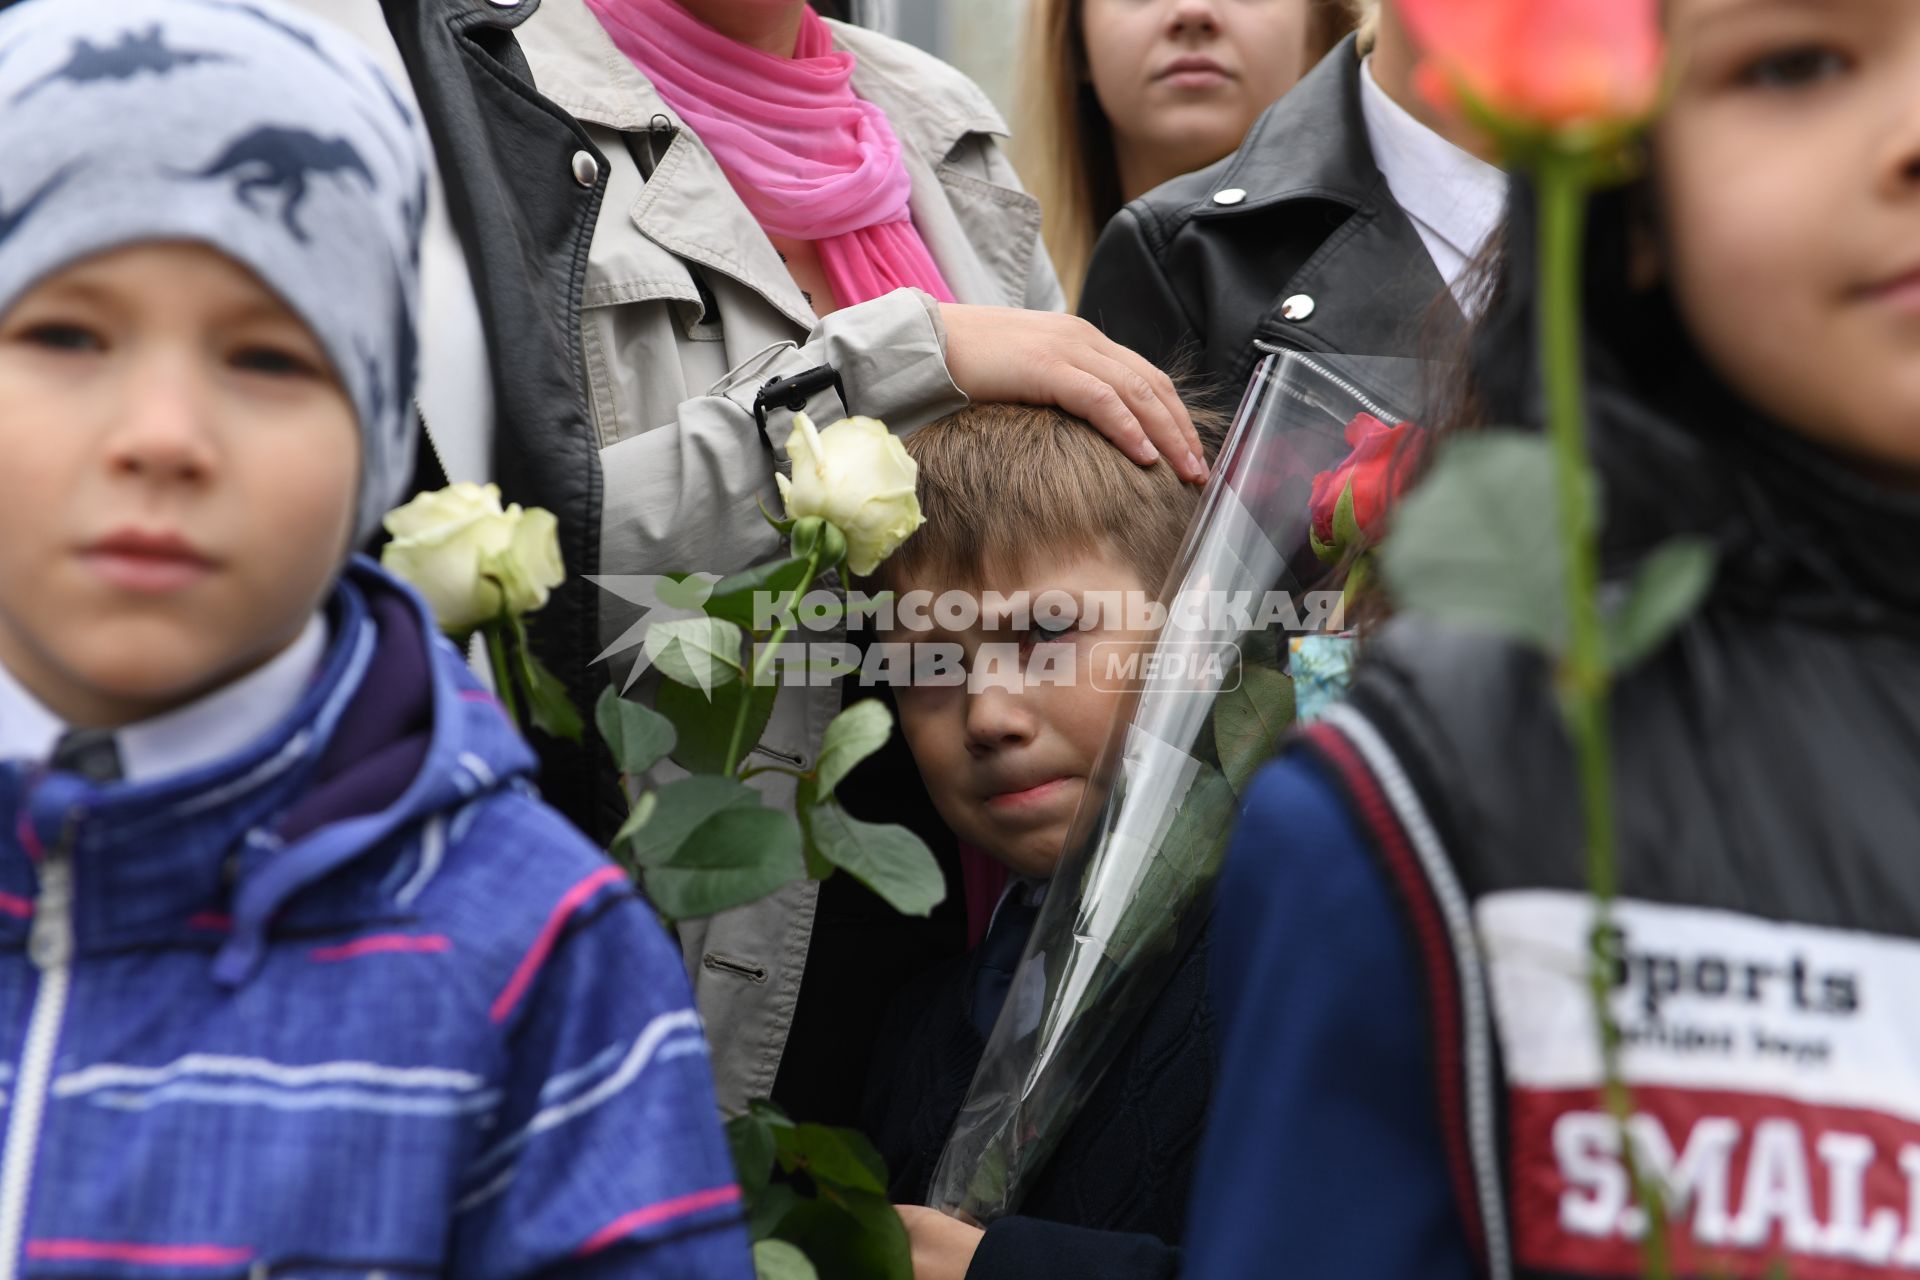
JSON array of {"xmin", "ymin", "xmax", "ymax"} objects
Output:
[
  {"xmin": 1539, "ymin": 155, "xmax": 1671, "ymax": 1280},
  {"xmin": 722, "ymin": 545, "xmax": 823, "ymax": 778}
]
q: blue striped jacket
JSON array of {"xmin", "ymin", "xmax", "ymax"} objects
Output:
[{"xmin": 0, "ymin": 559, "xmax": 752, "ymax": 1278}]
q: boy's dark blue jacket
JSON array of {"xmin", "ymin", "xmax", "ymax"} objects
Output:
[
  {"xmin": 864, "ymin": 919, "xmax": 1213, "ymax": 1280},
  {"xmin": 0, "ymin": 559, "xmax": 752, "ymax": 1278}
]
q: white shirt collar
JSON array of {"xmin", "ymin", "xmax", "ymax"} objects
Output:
[
  {"xmin": 0, "ymin": 616, "xmax": 328, "ymax": 784},
  {"xmin": 1358, "ymin": 55, "xmax": 1507, "ymax": 317}
]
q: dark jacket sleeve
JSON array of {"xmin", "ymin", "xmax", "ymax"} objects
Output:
[
  {"xmin": 1078, "ymin": 206, "xmax": 1202, "ymax": 377},
  {"xmin": 967, "ymin": 1217, "xmax": 1178, "ymax": 1280},
  {"xmin": 1182, "ymin": 755, "xmax": 1476, "ymax": 1280}
]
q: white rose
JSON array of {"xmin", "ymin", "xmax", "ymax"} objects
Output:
[
  {"xmin": 774, "ymin": 413, "xmax": 925, "ymax": 575},
  {"xmin": 381, "ymin": 483, "xmax": 566, "ymax": 632},
  {"xmin": 494, "ymin": 505, "xmax": 566, "ymax": 616}
]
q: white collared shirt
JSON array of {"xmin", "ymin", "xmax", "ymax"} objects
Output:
[
  {"xmin": 0, "ymin": 616, "xmax": 328, "ymax": 784},
  {"xmin": 1358, "ymin": 55, "xmax": 1507, "ymax": 318},
  {"xmin": 284, "ymin": 0, "xmax": 496, "ymax": 486}
]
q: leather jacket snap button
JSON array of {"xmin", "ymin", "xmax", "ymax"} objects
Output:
[
  {"xmin": 570, "ymin": 150, "xmax": 600, "ymax": 187},
  {"xmin": 1281, "ymin": 293, "xmax": 1316, "ymax": 321},
  {"xmin": 1211, "ymin": 187, "xmax": 1247, "ymax": 206}
]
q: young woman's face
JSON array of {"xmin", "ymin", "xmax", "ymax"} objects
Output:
[
  {"xmin": 1655, "ymin": 0, "xmax": 1920, "ymax": 471},
  {"xmin": 1082, "ymin": 0, "xmax": 1316, "ymax": 197}
]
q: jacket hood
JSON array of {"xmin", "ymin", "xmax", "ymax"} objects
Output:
[{"xmin": 4, "ymin": 557, "xmax": 539, "ymax": 985}]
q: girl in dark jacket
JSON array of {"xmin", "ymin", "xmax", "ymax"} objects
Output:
[{"xmin": 1189, "ymin": 1, "xmax": 1920, "ymax": 1277}]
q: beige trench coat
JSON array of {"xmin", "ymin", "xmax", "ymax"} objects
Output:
[{"xmin": 515, "ymin": 0, "xmax": 1064, "ymax": 1111}]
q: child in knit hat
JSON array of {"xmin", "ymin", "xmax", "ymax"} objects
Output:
[{"xmin": 0, "ymin": 1, "xmax": 750, "ymax": 1273}]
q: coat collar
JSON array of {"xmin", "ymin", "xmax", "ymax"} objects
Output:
[
  {"xmin": 1186, "ymin": 36, "xmax": 1467, "ymax": 365},
  {"xmin": 1192, "ymin": 35, "xmax": 1383, "ymax": 220},
  {"xmin": 513, "ymin": 1, "xmax": 1031, "ymax": 321}
]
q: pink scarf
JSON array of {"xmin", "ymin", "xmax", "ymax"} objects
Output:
[{"xmin": 587, "ymin": 0, "xmax": 956, "ymax": 309}]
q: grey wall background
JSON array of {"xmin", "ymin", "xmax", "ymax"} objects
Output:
[{"xmin": 860, "ymin": 0, "xmax": 1032, "ymax": 119}]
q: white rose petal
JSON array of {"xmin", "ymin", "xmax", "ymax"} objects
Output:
[
  {"xmin": 380, "ymin": 483, "xmax": 566, "ymax": 633},
  {"xmin": 777, "ymin": 413, "xmax": 925, "ymax": 575},
  {"xmin": 492, "ymin": 505, "xmax": 567, "ymax": 616},
  {"xmin": 383, "ymin": 482, "xmax": 503, "ymax": 540}
]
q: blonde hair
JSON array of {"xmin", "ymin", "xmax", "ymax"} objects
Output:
[
  {"xmin": 1016, "ymin": 0, "xmax": 1360, "ymax": 309},
  {"xmin": 1352, "ymin": 0, "xmax": 1380, "ymax": 52},
  {"xmin": 871, "ymin": 402, "xmax": 1225, "ymax": 597}
]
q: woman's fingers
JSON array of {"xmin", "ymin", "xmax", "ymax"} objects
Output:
[
  {"xmin": 940, "ymin": 304, "xmax": 1209, "ymax": 484},
  {"xmin": 1073, "ymin": 346, "xmax": 1208, "ymax": 482},
  {"xmin": 1094, "ymin": 337, "xmax": 1207, "ymax": 481}
]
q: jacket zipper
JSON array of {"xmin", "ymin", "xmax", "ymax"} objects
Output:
[
  {"xmin": 0, "ymin": 812, "xmax": 79, "ymax": 1279},
  {"xmin": 414, "ymin": 397, "xmax": 454, "ymax": 488},
  {"xmin": 1251, "ymin": 341, "xmax": 1406, "ymax": 423}
]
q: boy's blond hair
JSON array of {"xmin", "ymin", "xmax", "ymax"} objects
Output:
[{"xmin": 872, "ymin": 405, "xmax": 1222, "ymax": 598}]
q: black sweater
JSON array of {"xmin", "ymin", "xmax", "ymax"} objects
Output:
[{"xmin": 863, "ymin": 922, "xmax": 1218, "ymax": 1280}]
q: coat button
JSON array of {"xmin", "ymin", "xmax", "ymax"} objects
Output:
[
  {"xmin": 1211, "ymin": 187, "xmax": 1247, "ymax": 206},
  {"xmin": 486, "ymin": 0, "xmax": 520, "ymax": 7},
  {"xmin": 1281, "ymin": 293, "xmax": 1316, "ymax": 321},
  {"xmin": 570, "ymin": 150, "xmax": 600, "ymax": 187}
]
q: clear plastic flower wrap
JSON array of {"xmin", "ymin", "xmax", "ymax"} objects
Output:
[{"xmin": 927, "ymin": 351, "xmax": 1433, "ymax": 1222}]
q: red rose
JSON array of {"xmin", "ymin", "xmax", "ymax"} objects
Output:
[
  {"xmin": 1399, "ymin": 0, "xmax": 1662, "ymax": 132},
  {"xmin": 1308, "ymin": 413, "xmax": 1425, "ymax": 559}
]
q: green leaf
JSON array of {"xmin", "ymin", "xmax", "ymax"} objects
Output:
[
  {"xmin": 707, "ymin": 557, "xmax": 814, "ymax": 630},
  {"xmin": 753, "ymin": 1239, "xmax": 818, "ymax": 1280},
  {"xmin": 506, "ymin": 615, "xmax": 585, "ymax": 744},
  {"xmin": 728, "ymin": 1111, "xmax": 779, "ymax": 1202},
  {"xmin": 813, "ymin": 700, "xmax": 894, "ymax": 802},
  {"xmin": 643, "ymin": 805, "xmax": 806, "ymax": 920},
  {"xmin": 659, "ymin": 675, "xmax": 778, "ymax": 775},
  {"xmin": 522, "ymin": 654, "xmax": 585, "ymax": 742},
  {"xmin": 645, "ymin": 616, "xmax": 744, "ymax": 692},
  {"xmin": 772, "ymin": 1194, "xmax": 912, "ymax": 1280},
  {"xmin": 1213, "ymin": 664, "xmax": 1296, "ymax": 794},
  {"xmin": 623, "ymin": 776, "xmax": 759, "ymax": 867},
  {"xmin": 771, "ymin": 1120, "xmax": 890, "ymax": 1205},
  {"xmin": 772, "ymin": 1123, "xmax": 890, "ymax": 1196},
  {"xmin": 748, "ymin": 1184, "xmax": 801, "ymax": 1242},
  {"xmin": 1331, "ymin": 478, "xmax": 1363, "ymax": 550},
  {"xmin": 799, "ymin": 800, "xmax": 945, "ymax": 917},
  {"xmin": 594, "ymin": 686, "xmax": 677, "ymax": 776},
  {"xmin": 610, "ymin": 789, "xmax": 659, "ymax": 863},
  {"xmin": 1604, "ymin": 537, "xmax": 1717, "ymax": 673},
  {"xmin": 654, "ymin": 573, "xmax": 715, "ymax": 612},
  {"xmin": 1379, "ymin": 432, "xmax": 1571, "ymax": 653}
]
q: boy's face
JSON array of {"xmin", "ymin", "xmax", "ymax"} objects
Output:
[
  {"xmin": 891, "ymin": 548, "xmax": 1154, "ymax": 880},
  {"xmin": 1656, "ymin": 0, "xmax": 1920, "ymax": 472},
  {"xmin": 0, "ymin": 242, "xmax": 359, "ymax": 728}
]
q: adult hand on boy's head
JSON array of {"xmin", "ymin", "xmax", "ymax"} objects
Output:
[
  {"xmin": 895, "ymin": 1205, "xmax": 985, "ymax": 1280},
  {"xmin": 940, "ymin": 305, "xmax": 1209, "ymax": 485}
]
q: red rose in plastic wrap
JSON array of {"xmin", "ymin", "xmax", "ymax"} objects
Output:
[{"xmin": 1309, "ymin": 413, "xmax": 1426, "ymax": 563}]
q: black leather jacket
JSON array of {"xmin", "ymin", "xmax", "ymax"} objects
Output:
[
  {"xmin": 1079, "ymin": 36, "xmax": 1462, "ymax": 404},
  {"xmin": 380, "ymin": 0, "xmax": 615, "ymax": 830}
]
